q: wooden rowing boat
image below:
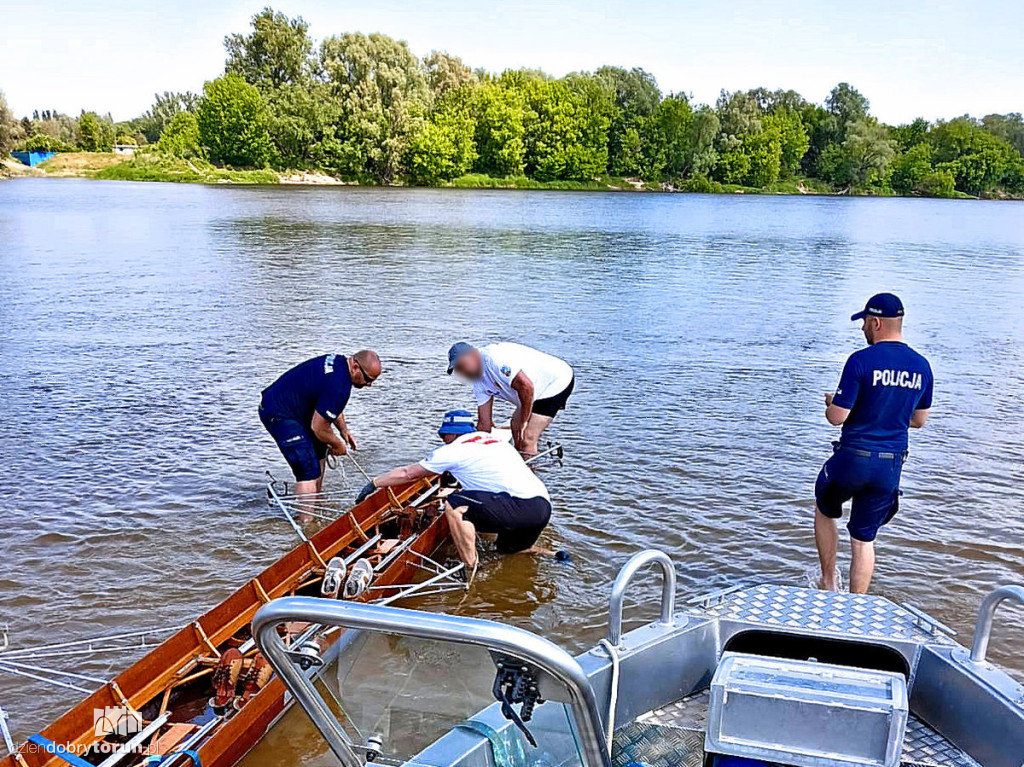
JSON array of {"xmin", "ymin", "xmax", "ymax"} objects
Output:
[{"xmin": 1, "ymin": 477, "xmax": 452, "ymax": 767}]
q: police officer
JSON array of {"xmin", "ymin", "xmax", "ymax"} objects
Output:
[
  {"xmin": 259, "ymin": 351, "xmax": 381, "ymax": 497},
  {"xmin": 814, "ymin": 293, "xmax": 933, "ymax": 593}
]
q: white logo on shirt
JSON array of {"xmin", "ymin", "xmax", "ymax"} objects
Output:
[
  {"xmin": 324, "ymin": 354, "xmax": 336, "ymax": 374},
  {"xmin": 871, "ymin": 369, "xmax": 923, "ymax": 390}
]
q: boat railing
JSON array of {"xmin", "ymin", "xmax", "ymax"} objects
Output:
[
  {"xmin": 252, "ymin": 596, "xmax": 613, "ymax": 767},
  {"xmin": 969, "ymin": 584, "xmax": 1024, "ymax": 663},
  {"xmin": 606, "ymin": 549, "xmax": 678, "ymax": 646}
]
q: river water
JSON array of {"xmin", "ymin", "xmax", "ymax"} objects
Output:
[{"xmin": 1, "ymin": 179, "xmax": 1022, "ymax": 760}]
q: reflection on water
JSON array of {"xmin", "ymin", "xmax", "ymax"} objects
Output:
[{"xmin": 1, "ymin": 180, "xmax": 1023, "ymax": 763}]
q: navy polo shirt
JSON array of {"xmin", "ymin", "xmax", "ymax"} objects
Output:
[
  {"xmin": 261, "ymin": 354, "xmax": 352, "ymax": 425},
  {"xmin": 832, "ymin": 341, "xmax": 933, "ymax": 452}
]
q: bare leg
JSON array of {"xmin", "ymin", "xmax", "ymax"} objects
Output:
[
  {"xmin": 849, "ymin": 538, "xmax": 876, "ymax": 594},
  {"xmin": 293, "ymin": 461, "xmax": 326, "ymax": 521},
  {"xmin": 814, "ymin": 508, "xmax": 839, "ymax": 590},
  {"xmin": 444, "ymin": 502, "xmax": 478, "ymax": 568},
  {"xmin": 315, "ymin": 459, "xmax": 326, "ymax": 493},
  {"xmin": 521, "ymin": 413, "xmax": 553, "ymax": 458}
]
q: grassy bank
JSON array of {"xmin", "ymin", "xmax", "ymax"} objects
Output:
[{"xmin": 8, "ymin": 152, "xmax": 1011, "ymax": 199}]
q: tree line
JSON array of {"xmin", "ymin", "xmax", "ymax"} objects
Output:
[{"xmin": 3, "ymin": 7, "xmax": 1024, "ymax": 198}]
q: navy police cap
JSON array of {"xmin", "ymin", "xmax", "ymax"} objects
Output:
[{"xmin": 851, "ymin": 292, "xmax": 904, "ymax": 321}]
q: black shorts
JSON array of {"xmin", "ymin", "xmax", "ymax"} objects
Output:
[
  {"xmin": 449, "ymin": 490, "xmax": 552, "ymax": 553},
  {"xmin": 532, "ymin": 376, "xmax": 574, "ymax": 418}
]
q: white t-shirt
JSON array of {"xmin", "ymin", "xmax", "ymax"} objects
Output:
[
  {"xmin": 419, "ymin": 432, "xmax": 550, "ymax": 501},
  {"xmin": 472, "ymin": 343, "xmax": 573, "ymax": 408}
]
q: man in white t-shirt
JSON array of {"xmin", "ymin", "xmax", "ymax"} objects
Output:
[
  {"xmin": 357, "ymin": 410, "xmax": 552, "ymax": 574},
  {"xmin": 446, "ymin": 341, "xmax": 575, "ymax": 458}
]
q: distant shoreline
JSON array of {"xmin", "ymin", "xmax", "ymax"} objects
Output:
[{"xmin": 5, "ymin": 152, "xmax": 1021, "ymax": 201}]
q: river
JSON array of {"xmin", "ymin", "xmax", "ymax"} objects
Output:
[{"xmin": 1, "ymin": 178, "xmax": 1022, "ymax": 761}]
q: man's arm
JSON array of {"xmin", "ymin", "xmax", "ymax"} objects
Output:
[
  {"xmin": 311, "ymin": 411, "xmax": 348, "ymax": 454},
  {"xmin": 824, "ymin": 392, "xmax": 851, "ymax": 426},
  {"xmin": 510, "ymin": 371, "xmax": 535, "ymax": 447},
  {"xmin": 477, "ymin": 398, "xmax": 495, "ymax": 433},
  {"xmin": 910, "ymin": 409, "xmax": 930, "ymax": 428},
  {"xmin": 335, "ymin": 412, "xmax": 358, "ymax": 449},
  {"xmin": 374, "ymin": 463, "xmax": 434, "ymax": 488}
]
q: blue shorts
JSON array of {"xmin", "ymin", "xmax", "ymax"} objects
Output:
[
  {"xmin": 814, "ymin": 447, "xmax": 904, "ymax": 542},
  {"xmin": 259, "ymin": 407, "xmax": 326, "ymax": 483}
]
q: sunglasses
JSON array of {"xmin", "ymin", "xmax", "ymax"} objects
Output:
[{"xmin": 354, "ymin": 360, "xmax": 378, "ymax": 383}]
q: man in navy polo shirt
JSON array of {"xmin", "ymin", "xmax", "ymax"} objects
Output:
[
  {"xmin": 259, "ymin": 350, "xmax": 381, "ymax": 496},
  {"xmin": 815, "ymin": 293, "xmax": 933, "ymax": 594}
]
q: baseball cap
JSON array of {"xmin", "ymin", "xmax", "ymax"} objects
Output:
[
  {"xmin": 446, "ymin": 342, "xmax": 474, "ymax": 374},
  {"xmin": 851, "ymin": 293, "xmax": 905, "ymax": 321},
  {"xmin": 438, "ymin": 409, "xmax": 476, "ymax": 436}
]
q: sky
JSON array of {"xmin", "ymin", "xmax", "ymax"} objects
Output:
[{"xmin": 1, "ymin": 0, "xmax": 1022, "ymax": 125}]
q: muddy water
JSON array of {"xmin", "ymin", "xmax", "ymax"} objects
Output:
[{"xmin": 1, "ymin": 179, "xmax": 1022, "ymax": 761}]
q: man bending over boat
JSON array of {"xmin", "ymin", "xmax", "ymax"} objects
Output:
[
  {"xmin": 814, "ymin": 294, "xmax": 933, "ymax": 594},
  {"xmin": 359, "ymin": 410, "xmax": 552, "ymax": 577},
  {"xmin": 260, "ymin": 351, "xmax": 381, "ymax": 496},
  {"xmin": 447, "ymin": 341, "xmax": 574, "ymax": 458}
]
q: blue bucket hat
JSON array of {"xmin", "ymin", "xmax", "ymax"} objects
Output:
[{"xmin": 438, "ymin": 409, "xmax": 476, "ymax": 436}]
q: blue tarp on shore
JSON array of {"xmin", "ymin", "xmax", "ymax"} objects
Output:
[{"xmin": 12, "ymin": 150, "xmax": 56, "ymax": 167}]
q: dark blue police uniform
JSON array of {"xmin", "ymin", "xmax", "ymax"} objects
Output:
[
  {"xmin": 815, "ymin": 340, "xmax": 933, "ymax": 541},
  {"xmin": 259, "ymin": 355, "xmax": 352, "ymax": 482}
]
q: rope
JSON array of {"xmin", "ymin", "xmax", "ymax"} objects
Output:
[{"xmin": 597, "ymin": 639, "xmax": 620, "ymax": 757}]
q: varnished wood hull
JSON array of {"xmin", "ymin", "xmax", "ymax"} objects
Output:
[{"xmin": 4, "ymin": 478, "xmax": 449, "ymax": 767}]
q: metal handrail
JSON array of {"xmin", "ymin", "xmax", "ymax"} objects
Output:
[
  {"xmin": 253, "ymin": 597, "xmax": 613, "ymax": 767},
  {"xmin": 969, "ymin": 585, "xmax": 1024, "ymax": 662},
  {"xmin": 607, "ymin": 550, "xmax": 677, "ymax": 646}
]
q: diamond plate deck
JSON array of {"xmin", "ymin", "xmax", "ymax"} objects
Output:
[
  {"xmin": 693, "ymin": 585, "xmax": 957, "ymax": 645},
  {"xmin": 623, "ymin": 690, "xmax": 980, "ymax": 767}
]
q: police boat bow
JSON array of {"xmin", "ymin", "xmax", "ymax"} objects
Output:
[{"xmin": 254, "ymin": 549, "xmax": 1024, "ymax": 767}]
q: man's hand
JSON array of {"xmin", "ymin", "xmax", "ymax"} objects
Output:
[
  {"xmin": 824, "ymin": 392, "xmax": 834, "ymax": 408},
  {"xmin": 341, "ymin": 429, "xmax": 359, "ymax": 451},
  {"xmin": 328, "ymin": 441, "xmax": 348, "ymax": 456}
]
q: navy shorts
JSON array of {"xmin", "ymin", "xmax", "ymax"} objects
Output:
[
  {"xmin": 259, "ymin": 407, "xmax": 326, "ymax": 483},
  {"xmin": 449, "ymin": 490, "xmax": 552, "ymax": 553},
  {"xmin": 532, "ymin": 376, "xmax": 574, "ymax": 418},
  {"xmin": 815, "ymin": 447, "xmax": 904, "ymax": 542}
]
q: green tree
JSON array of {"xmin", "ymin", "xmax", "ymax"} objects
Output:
[
  {"xmin": 0, "ymin": 90, "xmax": 23, "ymax": 155},
  {"xmin": 264, "ymin": 83, "xmax": 343, "ymax": 168},
  {"xmin": 519, "ymin": 75, "xmax": 610, "ymax": 181},
  {"xmin": 889, "ymin": 143, "xmax": 933, "ymax": 194},
  {"xmin": 980, "ymin": 113, "xmax": 1024, "ymax": 156},
  {"xmin": 319, "ymin": 32, "xmax": 430, "ymax": 181},
  {"xmin": 656, "ymin": 94, "xmax": 693, "ymax": 178},
  {"xmin": 826, "ymin": 82, "xmax": 869, "ymax": 140},
  {"xmin": 819, "ymin": 118, "xmax": 895, "ymax": 188},
  {"xmin": 685, "ymin": 106, "xmax": 720, "ymax": 177},
  {"xmin": 891, "ymin": 118, "xmax": 930, "ymax": 151},
  {"xmin": 406, "ymin": 88, "xmax": 477, "ymax": 184},
  {"xmin": 423, "ymin": 51, "xmax": 476, "ymax": 99},
  {"xmin": 765, "ymin": 109, "xmax": 809, "ymax": 177},
  {"xmin": 928, "ymin": 117, "xmax": 1015, "ymax": 195},
  {"xmin": 156, "ymin": 110, "xmax": 201, "ymax": 158},
  {"xmin": 225, "ymin": 7, "xmax": 313, "ymax": 91},
  {"xmin": 197, "ymin": 73, "xmax": 273, "ymax": 166},
  {"xmin": 916, "ymin": 169, "xmax": 955, "ymax": 198},
  {"xmin": 77, "ymin": 111, "xmax": 114, "ymax": 151},
  {"xmin": 472, "ymin": 80, "xmax": 526, "ymax": 177},
  {"xmin": 135, "ymin": 92, "xmax": 199, "ymax": 144}
]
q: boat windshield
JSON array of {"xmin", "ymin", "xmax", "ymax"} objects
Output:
[
  {"xmin": 253, "ymin": 598, "xmax": 602, "ymax": 767},
  {"xmin": 324, "ymin": 631, "xmax": 587, "ymax": 766}
]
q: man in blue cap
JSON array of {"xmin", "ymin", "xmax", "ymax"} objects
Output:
[
  {"xmin": 358, "ymin": 410, "xmax": 553, "ymax": 577},
  {"xmin": 259, "ymin": 351, "xmax": 381, "ymax": 496},
  {"xmin": 814, "ymin": 293, "xmax": 933, "ymax": 593}
]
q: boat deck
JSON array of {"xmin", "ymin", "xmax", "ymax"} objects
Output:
[
  {"xmin": 613, "ymin": 689, "xmax": 980, "ymax": 767},
  {"xmin": 611, "ymin": 585, "xmax": 976, "ymax": 767}
]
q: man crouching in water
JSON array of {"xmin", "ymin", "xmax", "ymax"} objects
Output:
[{"xmin": 357, "ymin": 410, "xmax": 553, "ymax": 580}]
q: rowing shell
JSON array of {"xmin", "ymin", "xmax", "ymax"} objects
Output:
[{"xmin": 1, "ymin": 477, "xmax": 452, "ymax": 767}]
